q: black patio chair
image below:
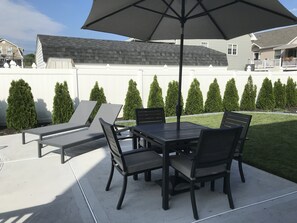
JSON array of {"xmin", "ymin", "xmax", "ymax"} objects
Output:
[
  {"xmin": 170, "ymin": 127, "xmax": 242, "ymax": 220},
  {"xmin": 220, "ymin": 111, "xmax": 252, "ymax": 182},
  {"xmin": 135, "ymin": 108, "xmax": 165, "ymax": 181},
  {"xmin": 100, "ymin": 118, "xmax": 163, "ymax": 210}
]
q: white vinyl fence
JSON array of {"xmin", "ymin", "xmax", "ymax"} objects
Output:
[{"xmin": 0, "ymin": 65, "xmax": 296, "ymax": 126}]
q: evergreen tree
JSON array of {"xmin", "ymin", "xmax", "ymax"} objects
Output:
[
  {"xmin": 286, "ymin": 77, "xmax": 297, "ymax": 107},
  {"xmin": 240, "ymin": 75, "xmax": 257, "ymax": 111},
  {"xmin": 123, "ymin": 79, "xmax": 143, "ymax": 120},
  {"xmin": 89, "ymin": 81, "xmax": 107, "ymax": 121},
  {"xmin": 147, "ymin": 75, "xmax": 164, "ymax": 108},
  {"xmin": 256, "ymin": 77, "xmax": 275, "ymax": 110},
  {"xmin": 165, "ymin": 80, "xmax": 183, "ymax": 117},
  {"xmin": 6, "ymin": 79, "xmax": 37, "ymax": 131},
  {"xmin": 185, "ymin": 78, "xmax": 203, "ymax": 115},
  {"xmin": 204, "ymin": 78, "xmax": 223, "ymax": 113},
  {"xmin": 274, "ymin": 79, "xmax": 286, "ymax": 109},
  {"xmin": 223, "ymin": 78, "xmax": 239, "ymax": 111},
  {"xmin": 52, "ymin": 81, "xmax": 74, "ymax": 124}
]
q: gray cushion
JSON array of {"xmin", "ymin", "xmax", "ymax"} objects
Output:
[
  {"xmin": 124, "ymin": 151, "xmax": 162, "ymax": 174},
  {"xmin": 170, "ymin": 155, "xmax": 227, "ymax": 180}
]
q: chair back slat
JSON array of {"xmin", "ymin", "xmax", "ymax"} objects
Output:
[
  {"xmin": 100, "ymin": 118, "xmax": 126, "ymax": 171},
  {"xmin": 220, "ymin": 112, "xmax": 252, "ymax": 140},
  {"xmin": 191, "ymin": 127, "xmax": 242, "ymax": 177},
  {"xmin": 136, "ymin": 108, "xmax": 165, "ymax": 125}
]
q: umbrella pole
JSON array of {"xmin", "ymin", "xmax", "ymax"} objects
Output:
[{"xmin": 177, "ymin": 0, "xmax": 185, "ymax": 130}]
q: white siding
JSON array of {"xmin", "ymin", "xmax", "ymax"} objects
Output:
[{"xmin": 36, "ymin": 38, "xmax": 46, "ymax": 69}]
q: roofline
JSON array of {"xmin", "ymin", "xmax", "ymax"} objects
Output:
[{"xmin": 0, "ymin": 38, "xmax": 24, "ymax": 59}]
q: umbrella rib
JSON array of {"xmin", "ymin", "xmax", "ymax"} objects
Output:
[
  {"xmin": 199, "ymin": 2, "xmax": 228, "ymax": 39},
  {"xmin": 147, "ymin": 0, "xmax": 175, "ymax": 40},
  {"xmin": 187, "ymin": 1, "xmax": 238, "ymax": 20},
  {"xmin": 185, "ymin": 0, "xmax": 203, "ymax": 18},
  {"xmin": 84, "ymin": 0, "xmax": 146, "ymax": 27},
  {"xmin": 161, "ymin": 0, "xmax": 181, "ymax": 19},
  {"xmin": 134, "ymin": 4, "xmax": 179, "ymax": 20},
  {"xmin": 240, "ymin": 0, "xmax": 297, "ymax": 21}
]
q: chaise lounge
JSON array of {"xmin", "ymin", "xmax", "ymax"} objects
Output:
[
  {"xmin": 22, "ymin": 100, "xmax": 97, "ymax": 144},
  {"xmin": 38, "ymin": 103, "xmax": 122, "ymax": 163}
]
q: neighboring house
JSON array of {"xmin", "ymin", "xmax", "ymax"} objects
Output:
[
  {"xmin": 131, "ymin": 35, "xmax": 254, "ymax": 71},
  {"xmin": 36, "ymin": 34, "xmax": 228, "ymax": 69},
  {"xmin": 252, "ymin": 25, "xmax": 297, "ymax": 71},
  {"xmin": 180, "ymin": 35, "xmax": 254, "ymax": 71},
  {"xmin": 0, "ymin": 38, "xmax": 23, "ymax": 68}
]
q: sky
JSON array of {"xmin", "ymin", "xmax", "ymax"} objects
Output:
[{"xmin": 1, "ymin": 0, "xmax": 296, "ymax": 54}]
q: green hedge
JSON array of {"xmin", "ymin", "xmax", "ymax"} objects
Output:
[
  {"xmin": 274, "ymin": 79, "xmax": 286, "ymax": 109},
  {"xmin": 223, "ymin": 78, "xmax": 239, "ymax": 111},
  {"xmin": 256, "ymin": 77, "xmax": 275, "ymax": 110},
  {"xmin": 89, "ymin": 81, "xmax": 107, "ymax": 121},
  {"xmin": 123, "ymin": 79, "xmax": 143, "ymax": 120},
  {"xmin": 240, "ymin": 75, "xmax": 257, "ymax": 111},
  {"xmin": 204, "ymin": 78, "xmax": 223, "ymax": 113},
  {"xmin": 185, "ymin": 78, "xmax": 203, "ymax": 115},
  {"xmin": 52, "ymin": 81, "xmax": 74, "ymax": 124},
  {"xmin": 6, "ymin": 79, "xmax": 37, "ymax": 131},
  {"xmin": 165, "ymin": 80, "xmax": 183, "ymax": 116},
  {"xmin": 147, "ymin": 75, "xmax": 164, "ymax": 108}
]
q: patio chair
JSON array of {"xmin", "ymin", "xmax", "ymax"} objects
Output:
[
  {"xmin": 220, "ymin": 111, "xmax": 252, "ymax": 182},
  {"xmin": 170, "ymin": 127, "xmax": 242, "ymax": 220},
  {"xmin": 38, "ymin": 103, "xmax": 122, "ymax": 164},
  {"xmin": 100, "ymin": 118, "xmax": 162, "ymax": 210},
  {"xmin": 135, "ymin": 108, "xmax": 165, "ymax": 181},
  {"xmin": 22, "ymin": 100, "xmax": 96, "ymax": 144}
]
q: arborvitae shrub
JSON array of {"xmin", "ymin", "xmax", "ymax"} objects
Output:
[
  {"xmin": 204, "ymin": 78, "xmax": 223, "ymax": 113},
  {"xmin": 52, "ymin": 81, "xmax": 74, "ymax": 124},
  {"xmin": 185, "ymin": 78, "xmax": 203, "ymax": 115},
  {"xmin": 223, "ymin": 78, "xmax": 239, "ymax": 111},
  {"xmin": 240, "ymin": 75, "xmax": 257, "ymax": 111},
  {"xmin": 147, "ymin": 75, "xmax": 164, "ymax": 108},
  {"xmin": 165, "ymin": 80, "xmax": 183, "ymax": 117},
  {"xmin": 274, "ymin": 79, "xmax": 286, "ymax": 109},
  {"xmin": 286, "ymin": 77, "xmax": 297, "ymax": 107},
  {"xmin": 6, "ymin": 79, "xmax": 37, "ymax": 131},
  {"xmin": 256, "ymin": 77, "xmax": 275, "ymax": 110},
  {"xmin": 123, "ymin": 79, "xmax": 143, "ymax": 120},
  {"xmin": 89, "ymin": 81, "xmax": 107, "ymax": 121}
]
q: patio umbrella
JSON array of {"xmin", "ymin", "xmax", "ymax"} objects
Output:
[{"xmin": 82, "ymin": 0, "xmax": 297, "ymax": 128}]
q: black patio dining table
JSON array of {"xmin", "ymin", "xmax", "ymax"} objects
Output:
[{"xmin": 132, "ymin": 122, "xmax": 208, "ymax": 210}]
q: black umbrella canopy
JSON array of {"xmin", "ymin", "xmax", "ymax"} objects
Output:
[
  {"xmin": 83, "ymin": 0, "xmax": 296, "ymax": 127},
  {"xmin": 83, "ymin": 0, "xmax": 296, "ymax": 40}
]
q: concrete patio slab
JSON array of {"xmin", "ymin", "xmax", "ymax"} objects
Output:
[{"xmin": 1, "ymin": 133, "xmax": 297, "ymax": 223}]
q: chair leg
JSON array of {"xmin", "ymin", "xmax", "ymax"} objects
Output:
[
  {"xmin": 238, "ymin": 156, "xmax": 246, "ymax": 183},
  {"xmin": 225, "ymin": 175, "xmax": 234, "ymax": 209},
  {"xmin": 145, "ymin": 171, "xmax": 151, "ymax": 181},
  {"xmin": 190, "ymin": 181, "xmax": 199, "ymax": 220},
  {"xmin": 105, "ymin": 162, "xmax": 115, "ymax": 191},
  {"xmin": 211, "ymin": 180, "xmax": 215, "ymax": 191},
  {"xmin": 117, "ymin": 175, "xmax": 128, "ymax": 210}
]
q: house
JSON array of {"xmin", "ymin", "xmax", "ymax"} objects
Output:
[
  {"xmin": 0, "ymin": 38, "xmax": 24, "ymax": 68},
  {"xmin": 252, "ymin": 25, "xmax": 297, "ymax": 71},
  {"xmin": 130, "ymin": 35, "xmax": 254, "ymax": 71},
  {"xmin": 36, "ymin": 34, "xmax": 228, "ymax": 69},
  {"xmin": 179, "ymin": 35, "xmax": 254, "ymax": 71}
]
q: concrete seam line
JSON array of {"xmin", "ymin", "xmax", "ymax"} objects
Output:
[
  {"xmin": 192, "ymin": 190, "xmax": 297, "ymax": 223},
  {"xmin": 67, "ymin": 156, "xmax": 98, "ymax": 223},
  {"xmin": 1, "ymin": 155, "xmax": 57, "ymax": 163}
]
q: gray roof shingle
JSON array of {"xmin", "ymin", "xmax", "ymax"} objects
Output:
[
  {"xmin": 38, "ymin": 35, "xmax": 227, "ymax": 66},
  {"xmin": 253, "ymin": 25, "xmax": 297, "ymax": 49}
]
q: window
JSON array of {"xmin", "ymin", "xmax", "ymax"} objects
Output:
[
  {"xmin": 227, "ymin": 44, "xmax": 238, "ymax": 55},
  {"xmin": 201, "ymin": 41, "xmax": 209, "ymax": 48},
  {"xmin": 274, "ymin": 50, "xmax": 281, "ymax": 59},
  {"xmin": 7, "ymin": 47, "xmax": 13, "ymax": 55}
]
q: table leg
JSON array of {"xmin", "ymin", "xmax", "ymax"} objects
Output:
[
  {"xmin": 162, "ymin": 144, "xmax": 169, "ymax": 210},
  {"xmin": 132, "ymin": 134, "xmax": 138, "ymax": 180}
]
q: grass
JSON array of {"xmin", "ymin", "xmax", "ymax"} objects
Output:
[{"xmin": 118, "ymin": 112, "xmax": 297, "ymax": 183}]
